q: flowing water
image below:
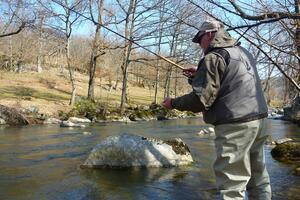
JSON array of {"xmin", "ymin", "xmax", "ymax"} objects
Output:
[{"xmin": 0, "ymin": 118, "xmax": 299, "ymax": 200}]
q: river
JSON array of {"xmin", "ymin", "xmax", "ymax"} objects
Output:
[{"xmin": 0, "ymin": 118, "xmax": 299, "ymax": 200}]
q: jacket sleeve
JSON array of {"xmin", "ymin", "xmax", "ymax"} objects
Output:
[
  {"xmin": 171, "ymin": 92, "xmax": 205, "ymax": 113},
  {"xmin": 171, "ymin": 53, "xmax": 226, "ymax": 112}
]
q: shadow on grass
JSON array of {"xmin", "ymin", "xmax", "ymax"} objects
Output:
[
  {"xmin": 0, "ymin": 86, "xmax": 70, "ymax": 101},
  {"xmin": 38, "ymin": 77, "xmax": 71, "ymax": 96}
]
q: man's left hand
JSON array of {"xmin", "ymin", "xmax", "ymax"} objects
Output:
[{"xmin": 162, "ymin": 98, "xmax": 172, "ymax": 109}]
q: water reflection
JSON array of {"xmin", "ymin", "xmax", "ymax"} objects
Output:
[{"xmin": 80, "ymin": 167, "xmax": 216, "ymax": 200}]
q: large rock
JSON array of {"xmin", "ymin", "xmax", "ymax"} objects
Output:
[
  {"xmin": 271, "ymin": 142, "xmax": 300, "ymax": 162},
  {"xmin": 81, "ymin": 133, "xmax": 193, "ymax": 168},
  {"xmin": 0, "ymin": 104, "xmax": 29, "ymax": 126}
]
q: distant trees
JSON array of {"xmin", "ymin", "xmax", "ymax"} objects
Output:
[{"xmin": 3, "ymin": 0, "xmax": 300, "ymax": 109}]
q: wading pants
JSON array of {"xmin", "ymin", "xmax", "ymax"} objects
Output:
[{"xmin": 213, "ymin": 118, "xmax": 271, "ymax": 200}]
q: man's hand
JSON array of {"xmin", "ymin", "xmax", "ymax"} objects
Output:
[
  {"xmin": 161, "ymin": 98, "xmax": 172, "ymax": 109},
  {"xmin": 183, "ymin": 67, "xmax": 197, "ymax": 78}
]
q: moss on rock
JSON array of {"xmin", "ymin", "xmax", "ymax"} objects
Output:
[
  {"xmin": 165, "ymin": 138, "xmax": 191, "ymax": 155},
  {"xmin": 271, "ymin": 142, "xmax": 300, "ymax": 162}
]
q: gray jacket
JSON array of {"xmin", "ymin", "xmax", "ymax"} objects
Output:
[{"xmin": 171, "ymin": 27, "xmax": 268, "ymax": 125}]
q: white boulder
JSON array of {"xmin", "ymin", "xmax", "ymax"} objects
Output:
[
  {"xmin": 68, "ymin": 117, "xmax": 91, "ymax": 123},
  {"xmin": 82, "ymin": 133, "xmax": 193, "ymax": 168},
  {"xmin": 60, "ymin": 120, "xmax": 85, "ymax": 128}
]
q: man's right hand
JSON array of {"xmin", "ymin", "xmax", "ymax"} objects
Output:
[
  {"xmin": 183, "ymin": 67, "xmax": 197, "ymax": 78},
  {"xmin": 161, "ymin": 98, "xmax": 172, "ymax": 109}
]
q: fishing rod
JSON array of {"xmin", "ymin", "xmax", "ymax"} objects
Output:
[{"xmin": 51, "ymin": 0, "xmax": 185, "ymax": 71}]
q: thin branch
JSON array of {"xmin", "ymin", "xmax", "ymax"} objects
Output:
[
  {"xmin": 187, "ymin": 0, "xmax": 300, "ymax": 91},
  {"xmin": 228, "ymin": 0, "xmax": 299, "ymax": 20},
  {"xmin": 0, "ymin": 22, "xmax": 26, "ymax": 38}
]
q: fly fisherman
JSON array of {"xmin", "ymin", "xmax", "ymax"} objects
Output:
[{"xmin": 162, "ymin": 20, "xmax": 271, "ymax": 200}]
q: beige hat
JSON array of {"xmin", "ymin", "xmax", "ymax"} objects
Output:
[{"xmin": 192, "ymin": 20, "xmax": 222, "ymax": 43}]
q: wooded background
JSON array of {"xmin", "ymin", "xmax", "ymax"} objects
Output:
[{"xmin": 1, "ymin": 0, "xmax": 300, "ymax": 112}]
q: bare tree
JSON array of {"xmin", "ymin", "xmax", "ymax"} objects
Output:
[
  {"xmin": 87, "ymin": 0, "xmax": 106, "ymax": 101},
  {"xmin": 118, "ymin": 0, "xmax": 137, "ymax": 114},
  {"xmin": 0, "ymin": 0, "xmax": 35, "ymax": 38},
  {"xmin": 153, "ymin": 0, "xmax": 167, "ymax": 104},
  {"xmin": 44, "ymin": 0, "xmax": 86, "ymax": 105}
]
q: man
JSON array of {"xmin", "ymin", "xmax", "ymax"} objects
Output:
[{"xmin": 162, "ymin": 20, "xmax": 271, "ymax": 200}]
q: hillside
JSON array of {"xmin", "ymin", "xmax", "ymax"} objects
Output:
[{"xmin": 0, "ymin": 68, "xmax": 167, "ymax": 117}]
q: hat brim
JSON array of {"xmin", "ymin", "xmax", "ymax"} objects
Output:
[{"xmin": 192, "ymin": 31, "xmax": 205, "ymax": 43}]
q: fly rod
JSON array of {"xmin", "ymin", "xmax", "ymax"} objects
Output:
[{"xmin": 52, "ymin": 0, "xmax": 185, "ymax": 71}]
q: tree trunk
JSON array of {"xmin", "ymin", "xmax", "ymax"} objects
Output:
[
  {"xmin": 66, "ymin": 30, "xmax": 76, "ymax": 106},
  {"xmin": 37, "ymin": 15, "xmax": 44, "ymax": 73},
  {"xmin": 164, "ymin": 29, "xmax": 179, "ymax": 98},
  {"xmin": 154, "ymin": 1, "xmax": 166, "ymax": 104},
  {"xmin": 154, "ymin": 66, "xmax": 160, "ymax": 103},
  {"xmin": 87, "ymin": 0, "xmax": 104, "ymax": 101},
  {"xmin": 88, "ymin": 55, "xmax": 96, "ymax": 100},
  {"xmin": 119, "ymin": 0, "xmax": 137, "ymax": 114},
  {"xmin": 295, "ymin": 0, "xmax": 300, "ymax": 85},
  {"xmin": 120, "ymin": 40, "xmax": 133, "ymax": 113}
]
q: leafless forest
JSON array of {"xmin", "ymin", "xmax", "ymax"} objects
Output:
[{"xmin": 1, "ymin": 0, "xmax": 300, "ymax": 111}]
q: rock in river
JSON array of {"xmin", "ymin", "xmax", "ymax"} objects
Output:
[
  {"xmin": 82, "ymin": 133, "xmax": 193, "ymax": 168},
  {"xmin": 44, "ymin": 117, "xmax": 62, "ymax": 124},
  {"xmin": 60, "ymin": 120, "xmax": 85, "ymax": 128},
  {"xmin": 271, "ymin": 142, "xmax": 300, "ymax": 162},
  {"xmin": 68, "ymin": 117, "xmax": 91, "ymax": 123},
  {"xmin": 0, "ymin": 104, "xmax": 29, "ymax": 125}
]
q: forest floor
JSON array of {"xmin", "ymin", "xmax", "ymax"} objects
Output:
[{"xmin": 0, "ymin": 67, "xmax": 166, "ymax": 117}]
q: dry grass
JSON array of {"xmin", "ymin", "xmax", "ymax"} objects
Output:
[{"xmin": 0, "ymin": 68, "xmax": 166, "ymax": 116}]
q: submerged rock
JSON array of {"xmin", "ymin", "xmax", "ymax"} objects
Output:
[
  {"xmin": 197, "ymin": 127, "xmax": 215, "ymax": 135},
  {"xmin": 81, "ymin": 133, "xmax": 193, "ymax": 168},
  {"xmin": 83, "ymin": 131, "xmax": 92, "ymax": 135},
  {"xmin": 0, "ymin": 104, "xmax": 29, "ymax": 126}
]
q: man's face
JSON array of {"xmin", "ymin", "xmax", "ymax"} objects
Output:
[{"xmin": 198, "ymin": 32, "xmax": 213, "ymax": 51}]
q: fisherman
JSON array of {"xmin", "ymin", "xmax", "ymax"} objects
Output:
[{"xmin": 162, "ymin": 20, "xmax": 271, "ymax": 200}]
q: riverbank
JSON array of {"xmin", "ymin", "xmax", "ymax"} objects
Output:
[
  {"xmin": 1, "ymin": 68, "xmax": 299, "ymax": 126},
  {"xmin": 0, "ymin": 68, "xmax": 170, "ymax": 119}
]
